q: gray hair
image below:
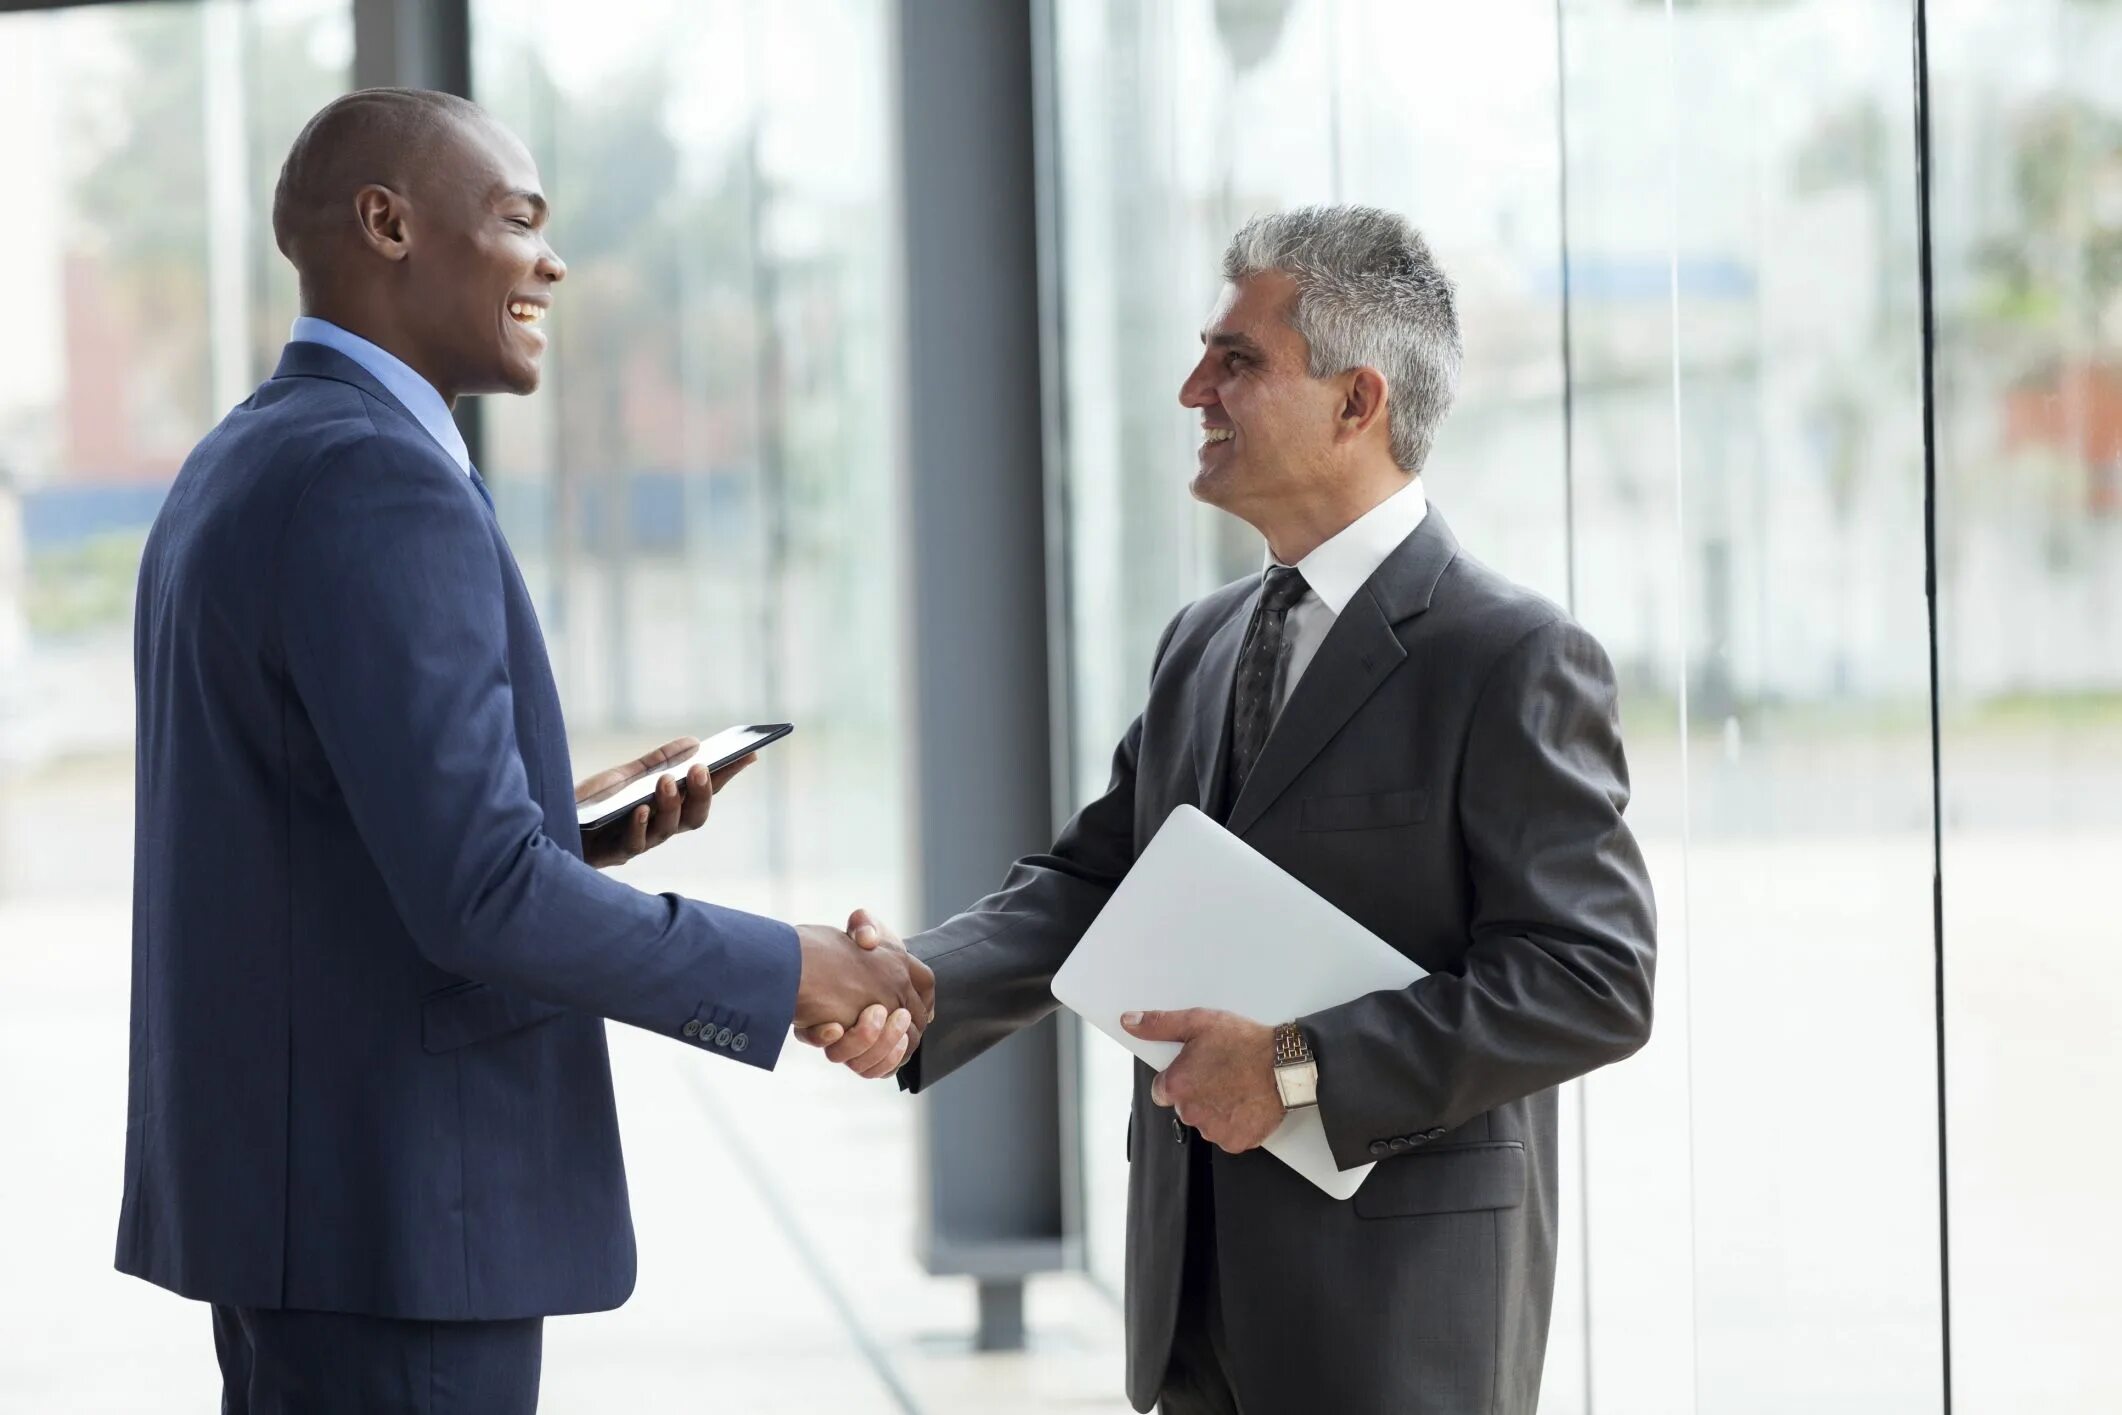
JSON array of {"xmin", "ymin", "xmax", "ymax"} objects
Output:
[{"xmin": 1221, "ymin": 205, "xmax": 1462, "ymax": 474}]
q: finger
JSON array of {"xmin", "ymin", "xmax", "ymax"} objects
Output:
[
  {"xmin": 647, "ymin": 772, "xmax": 686, "ymax": 842},
  {"xmin": 797, "ymin": 1023, "xmax": 843, "ymax": 1048},
  {"xmin": 707, "ymin": 753, "xmax": 756, "ymax": 792},
  {"xmin": 677, "ymin": 764, "xmax": 713, "ymax": 831},
  {"xmin": 631, "ymin": 736, "xmax": 698, "ymax": 775},
  {"xmin": 909, "ymin": 956, "xmax": 936, "ymax": 1022},
  {"xmin": 858, "ymin": 1031, "xmax": 911, "ymax": 1081},
  {"xmin": 621, "ymin": 804, "xmax": 651, "ymax": 860},
  {"xmin": 1150, "ymin": 1071, "xmax": 1173, "ymax": 1107},
  {"xmin": 823, "ymin": 1005, "xmax": 890, "ymax": 1065},
  {"xmin": 847, "ymin": 907, "xmax": 884, "ymax": 950},
  {"xmin": 1121, "ymin": 1008, "xmax": 1203, "ymax": 1042},
  {"xmin": 845, "ymin": 1009, "xmax": 912, "ymax": 1074},
  {"xmin": 895, "ymin": 967, "xmax": 930, "ymax": 1035}
]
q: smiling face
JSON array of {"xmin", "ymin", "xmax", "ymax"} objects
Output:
[
  {"xmin": 394, "ymin": 117, "xmax": 565, "ymax": 400},
  {"xmin": 1177, "ymin": 271, "xmax": 1349, "ymax": 526}
]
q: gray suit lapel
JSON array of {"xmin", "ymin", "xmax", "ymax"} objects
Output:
[{"xmin": 1223, "ymin": 508, "xmax": 1461, "ymax": 838}]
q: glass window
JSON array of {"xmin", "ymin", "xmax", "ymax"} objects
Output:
[
  {"xmin": 1562, "ymin": 4, "xmax": 1944, "ymax": 1410},
  {"xmin": 472, "ymin": 0, "xmax": 908, "ymax": 927},
  {"xmin": 0, "ymin": 3, "xmax": 349, "ymax": 1404},
  {"xmin": 1930, "ymin": 2, "xmax": 2122, "ymax": 1408},
  {"xmin": 0, "ymin": 1, "xmax": 350, "ymax": 867}
]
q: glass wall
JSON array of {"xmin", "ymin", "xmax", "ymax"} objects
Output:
[
  {"xmin": 0, "ymin": 2, "xmax": 350, "ymax": 1403},
  {"xmin": 1045, "ymin": 1, "xmax": 2118, "ymax": 1410},
  {"xmin": 1930, "ymin": 3, "xmax": 2122, "ymax": 1409},
  {"xmin": 471, "ymin": 0, "xmax": 908, "ymax": 928},
  {"xmin": 0, "ymin": 0, "xmax": 350, "ymax": 891}
]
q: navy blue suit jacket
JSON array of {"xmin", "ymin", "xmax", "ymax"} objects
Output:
[{"xmin": 117, "ymin": 342, "xmax": 801, "ymax": 1320}]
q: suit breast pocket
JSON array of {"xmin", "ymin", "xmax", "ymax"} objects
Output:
[{"xmin": 1298, "ymin": 788, "xmax": 1429, "ymax": 833}]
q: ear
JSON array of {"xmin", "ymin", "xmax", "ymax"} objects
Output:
[
  {"xmin": 1338, "ymin": 365, "xmax": 1389, "ymax": 444},
  {"xmin": 351, "ymin": 183, "xmax": 414, "ymax": 263}
]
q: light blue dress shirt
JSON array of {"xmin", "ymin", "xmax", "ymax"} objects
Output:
[{"xmin": 289, "ymin": 316, "xmax": 472, "ymax": 477}]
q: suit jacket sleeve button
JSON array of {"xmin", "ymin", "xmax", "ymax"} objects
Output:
[
  {"xmin": 1172, "ymin": 1117, "xmax": 1187, "ymax": 1144},
  {"xmin": 682, "ymin": 1019, "xmax": 702, "ymax": 1038},
  {"xmin": 1368, "ymin": 1140, "xmax": 1390, "ymax": 1158},
  {"xmin": 731, "ymin": 1033, "xmax": 748, "ymax": 1053},
  {"xmin": 1389, "ymin": 1137, "xmax": 1412, "ymax": 1153},
  {"xmin": 715, "ymin": 1027, "xmax": 733, "ymax": 1046}
]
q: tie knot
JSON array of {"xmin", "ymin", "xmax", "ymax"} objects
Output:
[{"xmin": 1260, "ymin": 565, "xmax": 1308, "ymax": 614}]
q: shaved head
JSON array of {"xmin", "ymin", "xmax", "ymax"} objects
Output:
[
  {"xmin": 272, "ymin": 87, "xmax": 489, "ymax": 278},
  {"xmin": 270, "ymin": 88, "xmax": 564, "ymax": 402}
]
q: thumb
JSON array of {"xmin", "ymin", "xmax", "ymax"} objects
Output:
[
  {"xmin": 1121, "ymin": 1008, "xmax": 1200, "ymax": 1042},
  {"xmin": 847, "ymin": 907, "xmax": 883, "ymax": 949}
]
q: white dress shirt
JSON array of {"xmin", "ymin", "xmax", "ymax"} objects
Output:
[{"xmin": 1270, "ymin": 476, "xmax": 1429, "ymax": 717}]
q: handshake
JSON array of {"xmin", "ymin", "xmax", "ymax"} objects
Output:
[
  {"xmin": 791, "ymin": 910, "xmax": 931, "ymax": 1078},
  {"xmin": 573, "ymin": 740, "xmax": 933, "ymax": 1078}
]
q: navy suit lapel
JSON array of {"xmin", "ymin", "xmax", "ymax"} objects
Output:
[{"xmin": 1221, "ymin": 508, "xmax": 1461, "ymax": 839}]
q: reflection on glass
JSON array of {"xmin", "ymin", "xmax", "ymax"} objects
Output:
[
  {"xmin": 1567, "ymin": 4, "xmax": 1944, "ymax": 1412},
  {"xmin": 1930, "ymin": 3, "xmax": 2122, "ymax": 1409},
  {"xmin": 473, "ymin": 0, "xmax": 906, "ymax": 925},
  {"xmin": 0, "ymin": 0, "xmax": 349, "ymax": 895}
]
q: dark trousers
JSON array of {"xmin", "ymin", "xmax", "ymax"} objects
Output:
[
  {"xmin": 212, "ymin": 1306, "xmax": 543, "ymax": 1415},
  {"xmin": 1159, "ymin": 1141, "xmax": 1244, "ymax": 1415}
]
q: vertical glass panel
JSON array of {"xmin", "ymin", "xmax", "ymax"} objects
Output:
[
  {"xmin": 1046, "ymin": 0, "xmax": 1573, "ymax": 1339},
  {"xmin": 1561, "ymin": 2, "xmax": 1944, "ymax": 1411},
  {"xmin": 0, "ymin": 0, "xmax": 349, "ymax": 877},
  {"xmin": 473, "ymin": 0, "xmax": 906, "ymax": 927},
  {"xmin": 1929, "ymin": 3, "xmax": 2122, "ymax": 1409},
  {"xmin": 0, "ymin": 3, "xmax": 349, "ymax": 1404}
]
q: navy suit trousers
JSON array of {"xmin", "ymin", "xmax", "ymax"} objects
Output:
[{"xmin": 212, "ymin": 1307, "xmax": 542, "ymax": 1415}]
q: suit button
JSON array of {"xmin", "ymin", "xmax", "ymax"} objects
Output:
[
  {"xmin": 1426, "ymin": 1127, "xmax": 1447, "ymax": 1140},
  {"xmin": 1389, "ymin": 1137, "xmax": 1412, "ymax": 1153},
  {"xmin": 714, "ymin": 1027, "xmax": 733, "ymax": 1047},
  {"xmin": 731, "ymin": 1032, "xmax": 748, "ymax": 1053},
  {"xmin": 682, "ymin": 1019, "xmax": 702, "ymax": 1038},
  {"xmin": 1172, "ymin": 1117, "xmax": 1187, "ymax": 1144},
  {"xmin": 1368, "ymin": 1140, "xmax": 1390, "ymax": 1158}
]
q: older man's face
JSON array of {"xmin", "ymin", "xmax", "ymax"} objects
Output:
[{"xmin": 1178, "ymin": 271, "xmax": 1345, "ymax": 519}]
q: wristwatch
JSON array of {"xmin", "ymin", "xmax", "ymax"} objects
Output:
[{"xmin": 1272, "ymin": 1021, "xmax": 1319, "ymax": 1110}]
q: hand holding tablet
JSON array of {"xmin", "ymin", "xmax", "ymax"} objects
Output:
[{"xmin": 575, "ymin": 723, "xmax": 794, "ymax": 833}]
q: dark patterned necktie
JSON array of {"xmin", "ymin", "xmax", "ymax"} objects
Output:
[{"xmin": 1225, "ymin": 564, "xmax": 1310, "ymax": 803}]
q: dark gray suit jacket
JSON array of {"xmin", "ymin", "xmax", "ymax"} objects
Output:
[{"xmin": 900, "ymin": 508, "xmax": 1655, "ymax": 1414}]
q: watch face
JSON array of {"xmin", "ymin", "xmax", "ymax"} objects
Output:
[{"xmin": 1276, "ymin": 1061, "xmax": 1320, "ymax": 1109}]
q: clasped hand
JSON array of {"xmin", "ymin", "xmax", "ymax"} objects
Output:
[
  {"xmin": 573, "ymin": 741, "xmax": 935, "ymax": 1067},
  {"xmin": 793, "ymin": 910, "xmax": 935, "ymax": 1077}
]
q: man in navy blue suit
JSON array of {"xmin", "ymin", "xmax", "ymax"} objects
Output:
[{"xmin": 117, "ymin": 88, "xmax": 932, "ymax": 1413}]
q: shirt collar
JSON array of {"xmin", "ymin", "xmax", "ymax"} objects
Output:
[
  {"xmin": 1269, "ymin": 475, "xmax": 1430, "ymax": 616},
  {"xmin": 288, "ymin": 316, "xmax": 472, "ymax": 476}
]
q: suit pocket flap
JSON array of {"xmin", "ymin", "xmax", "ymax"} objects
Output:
[
  {"xmin": 1299, "ymin": 789, "xmax": 1429, "ymax": 832},
  {"xmin": 421, "ymin": 982, "xmax": 568, "ymax": 1054},
  {"xmin": 1353, "ymin": 1141, "xmax": 1526, "ymax": 1218}
]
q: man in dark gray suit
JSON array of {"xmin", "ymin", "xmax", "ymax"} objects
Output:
[{"xmin": 810, "ymin": 205, "xmax": 1656, "ymax": 1414}]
